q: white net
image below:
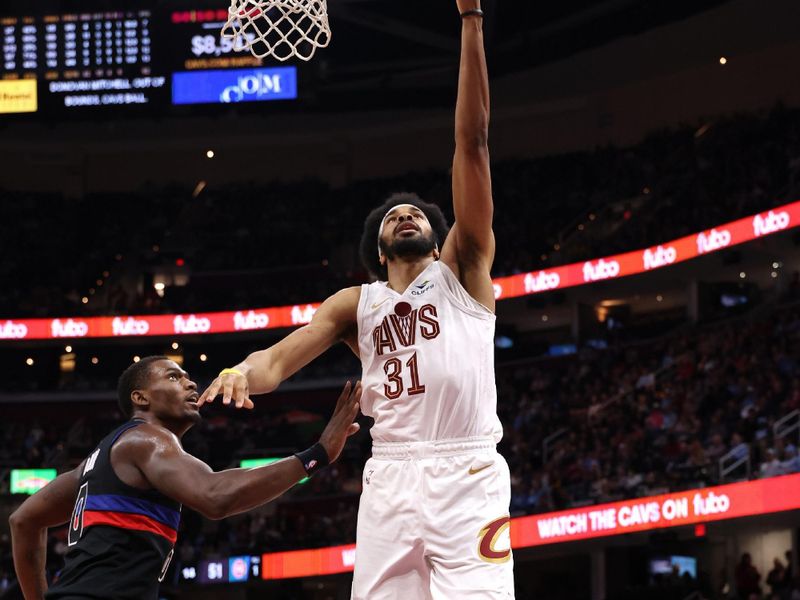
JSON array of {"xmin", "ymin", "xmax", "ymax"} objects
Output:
[{"xmin": 222, "ymin": 0, "xmax": 331, "ymax": 62}]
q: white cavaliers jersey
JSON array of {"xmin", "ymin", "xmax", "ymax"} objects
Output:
[{"xmin": 356, "ymin": 261, "xmax": 503, "ymax": 443}]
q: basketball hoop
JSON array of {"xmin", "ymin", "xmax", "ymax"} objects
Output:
[{"xmin": 221, "ymin": 0, "xmax": 331, "ymax": 62}]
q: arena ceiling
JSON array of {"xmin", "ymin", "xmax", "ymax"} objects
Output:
[
  {"xmin": 4, "ymin": 0, "xmax": 736, "ymax": 115},
  {"xmin": 311, "ymin": 0, "xmax": 734, "ymax": 102}
]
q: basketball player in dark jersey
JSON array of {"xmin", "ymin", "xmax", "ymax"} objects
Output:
[{"xmin": 9, "ymin": 355, "xmax": 361, "ymax": 600}]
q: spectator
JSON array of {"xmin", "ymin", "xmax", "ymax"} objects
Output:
[
  {"xmin": 766, "ymin": 558, "xmax": 787, "ymax": 596},
  {"xmin": 735, "ymin": 553, "xmax": 762, "ymax": 599}
]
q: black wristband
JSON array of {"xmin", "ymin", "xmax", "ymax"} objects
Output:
[
  {"xmin": 294, "ymin": 443, "xmax": 329, "ymax": 476},
  {"xmin": 461, "ymin": 9, "xmax": 484, "ymax": 19}
]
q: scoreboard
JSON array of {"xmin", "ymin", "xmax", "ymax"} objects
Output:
[{"xmin": 0, "ymin": 6, "xmax": 298, "ymax": 115}]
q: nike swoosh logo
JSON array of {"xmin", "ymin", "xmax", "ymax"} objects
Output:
[
  {"xmin": 371, "ymin": 298, "xmax": 390, "ymax": 310},
  {"xmin": 469, "ymin": 464, "xmax": 492, "ymax": 475}
]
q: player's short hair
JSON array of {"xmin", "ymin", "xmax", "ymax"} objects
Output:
[
  {"xmin": 359, "ymin": 192, "xmax": 450, "ymax": 281},
  {"xmin": 117, "ymin": 356, "xmax": 168, "ymax": 418}
]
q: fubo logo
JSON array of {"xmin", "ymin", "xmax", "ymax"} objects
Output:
[
  {"xmin": 693, "ymin": 491, "xmax": 730, "ymax": 516},
  {"xmin": 0, "ymin": 320, "xmax": 28, "ymax": 339},
  {"xmin": 524, "ymin": 270, "xmax": 561, "ymax": 293},
  {"xmin": 173, "ymin": 314, "xmax": 211, "ymax": 334},
  {"xmin": 291, "ymin": 305, "xmax": 317, "ymax": 325},
  {"xmin": 112, "ymin": 317, "xmax": 150, "ymax": 336},
  {"xmin": 51, "ymin": 319, "xmax": 89, "ymax": 338},
  {"xmin": 753, "ymin": 210, "xmax": 790, "ymax": 237},
  {"xmin": 493, "ymin": 284, "xmax": 503, "ymax": 300},
  {"xmin": 233, "ymin": 310, "xmax": 270, "ymax": 331},
  {"xmin": 582, "ymin": 259, "xmax": 620, "ymax": 282},
  {"xmin": 696, "ymin": 228, "xmax": 731, "ymax": 254},
  {"xmin": 643, "ymin": 245, "xmax": 677, "ymax": 270}
]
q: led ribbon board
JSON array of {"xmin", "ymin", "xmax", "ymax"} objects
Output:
[
  {"xmin": 257, "ymin": 474, "xmax": 800, "ymax": 580},
  {"xmin": 0, "ymin": 202, "xmax": 797, "ymax": 340}
]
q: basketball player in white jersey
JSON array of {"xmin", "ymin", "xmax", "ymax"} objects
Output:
[{"xmin": 199, "ymin": 1, "xmax": 513, "ymax": 597}]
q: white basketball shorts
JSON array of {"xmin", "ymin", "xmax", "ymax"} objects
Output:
[{"xmin": 351, "ymin": 437, "xmax": 515, "ymax": 599}]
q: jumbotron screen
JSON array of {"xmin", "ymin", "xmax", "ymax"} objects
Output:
[{"xmin": 0, "ymin": 5, "xmax": 298, "ymax": 115}]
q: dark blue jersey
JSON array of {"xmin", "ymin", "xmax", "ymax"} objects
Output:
[{"xmin": 46, "ymin": 419, "xmax": 181, "ymax": 600}]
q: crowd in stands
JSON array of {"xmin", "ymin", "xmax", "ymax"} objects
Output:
[
  {"xmin": 501, "ymin": 303, "xmax": 800, "ymax": 517},
  {"xmin": 1, "ymin": 298, "xmax": 799, "ymax": 597},
  {"xmin": 2, "ymin": 106, "xmax": 800, "ymax": 319},
  {"xmin": 3, "ymin": 105, "xmax": 800, "ymax": 597}
]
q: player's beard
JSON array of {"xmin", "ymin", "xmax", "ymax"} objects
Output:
[{"xmin": 381, "ymin": 231, "xmax": 437, "ymax": 261}]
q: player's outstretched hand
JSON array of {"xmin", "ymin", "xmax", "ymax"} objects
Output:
[
  {"xmin": 319, "ymin": 381, "xmax": 362, "ymax": 463},
  {"xmin": 456, "ymin": 0, "xmax": 481, "ymax": 14},
  {"xmin": 198, "ymin": 369, "xmax": 255, "ymax": 410}
]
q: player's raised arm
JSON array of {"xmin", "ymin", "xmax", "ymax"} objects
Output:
[
  {"xmin": 441, "ymin": 0, "xmax": 496, "ymax": 309},
  {"xmin": 9, "ymin": 464, "xmax": 84, "ymax": 600},
  {"xmin": 198, "ymin": 286, "xmax": 360, "ymax": 409},
  {"xmin": 133, "ymin": 381, "xmax": 360, "ymax": 520}
]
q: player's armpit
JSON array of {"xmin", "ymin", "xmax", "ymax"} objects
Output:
[{"xmin": 440, "ymin": 222, "xmax": 497, "ymax": 313}]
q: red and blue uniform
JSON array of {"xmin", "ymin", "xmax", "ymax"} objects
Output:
[{"xmin": 47, "ymin": 419, "xmax": 181, "ymax": 600}]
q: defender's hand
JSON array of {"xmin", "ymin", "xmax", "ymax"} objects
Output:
[
  {"xmin": 198, "ymin": 369, "xmax": 255, "ymax": 409},
  {"xmin": 319, "ymin": 381, "xmax": 362, "ymax": 463},
  {"xmin": 456, "ymin": 0, "xmax": 481, "ymax": 13}
]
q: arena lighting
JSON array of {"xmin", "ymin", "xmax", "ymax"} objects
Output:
[
  {"xmin": 1, "ymin": 201, "xmax": 798, "ymax": 341},
  {"xmin": 200, "ymin": 354, "xmax": 208, "ymax": 362},
  {"xmin": 171, "ymin": 342, "xmax": 180, "ymax": 350},
  {"xmin": 193, "ymin": 181, "xmax": 207, "ymax": 199},
  {"xmin": 206, "ymin": 150, "xmax": 215, "ymax": 159},
  {"xmin": 254, "ymin": 474, "xmax": 800, "ymax": 581},
  {"xmin": 166, "ymin": 353, "xmax": 184, "ymax": 366},
  {"xmin": 719, "ymin": 56, "xmax": 728, "ymax": 65},
  {"xmin": 656, "ymin": 295, "xmax": 663, "ymax": 302},
  {"xmin": 91, "ymin": 357, "xmax": 99, "ymax": 365},
  {"xmin": 772, "ymin": 272, "xmax": 778, "ymax": 278},
  {"xmin": 695, "ymin": 123, "xmax": 712, "ymax": 139},
  {"xmin": 739, "ymin": 272, "xmax": 747, "ymax": 279},
  {"xmin": 133, "ymin": 356, "xmax": 141, "ymax": 363},
  {"xmin": 59, "ymin": 352, "xmax": 76, "ymax": 373},
  {"xmin": 25, "ymin": 358, "xmax": 33, "ymax": 366},
  {"xmin": 81, "ymin": 297, "xmax": 88, "ymax": 304},
  {"xmin": 64, "ymin": 345, "xmax": 71, "ymax": 352}
]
